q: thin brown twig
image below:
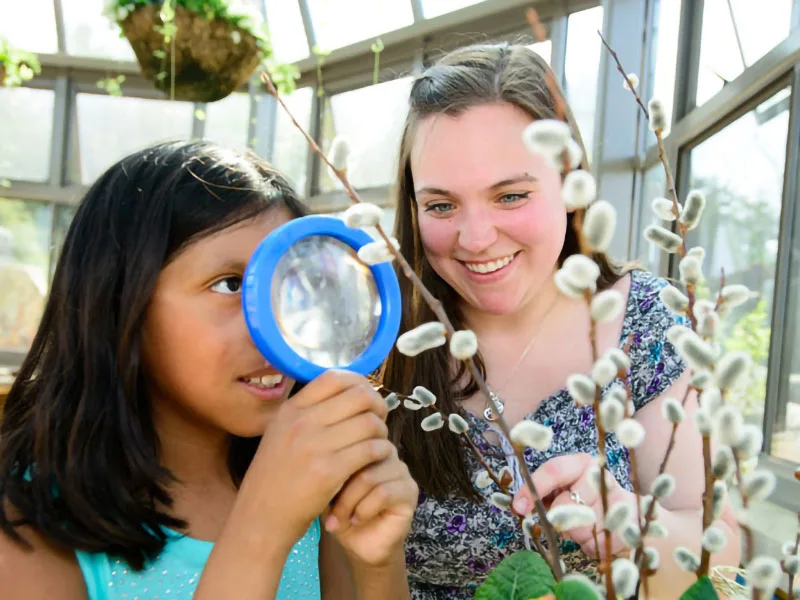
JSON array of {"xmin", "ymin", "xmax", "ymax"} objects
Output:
[
  {"xmin": 260, "ymin": 69, "xmax": 564, "ymax": 578},
  {"xmin": 597, "ymin": 31, "xmax": 650, "ymax": 120},
  {"xmin": 697, "ymin": 434, "xmax": 715, "ymax": 577}
]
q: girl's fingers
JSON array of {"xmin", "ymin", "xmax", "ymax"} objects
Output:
[
  {"xmin": 322, "ymin": 411, "xmax": 389, "ymax": 453},
  {"xmin": 326, "ymin": 455, "xmax": 403, "ymax": 530},
  {"xmin": 327, "ymin": 438, "xmax": 395, "ymax": 494},
  {"xmin": 312, "ymin": 380, "xmax": 388, "ymax": 427},
  {"xmin": 350, "ymin": 478, "xmax": 417, "ymax": 525}
]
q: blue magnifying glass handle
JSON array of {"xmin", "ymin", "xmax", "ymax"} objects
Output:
[{"xmin": 242, "ymin": 215, "xmax": 402, "ymax": 383}]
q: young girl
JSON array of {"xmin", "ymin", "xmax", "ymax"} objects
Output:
[
  {"xmin": 382, "ymin": 43, "xmax": 740, "ymax": 598},
  {"xmin": 0, "ymin": 140, "xmax": 417, "ymax": 599}
]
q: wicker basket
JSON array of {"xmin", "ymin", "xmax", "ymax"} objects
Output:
[{"xmin": 120, "ymin": 4, "xmax": 262, "ymax": 102}]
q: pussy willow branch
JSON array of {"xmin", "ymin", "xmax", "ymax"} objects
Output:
[
  {"xmin": 597, "ymin": 31, "xmax": 650, "ymax": 120},
  {"xmin": 787, "ymin": 513, "xmax": 800, "ymax": 597},
  {"xmin": 261, "ymin": 70, "xmax": 564, "ymax": 578}
]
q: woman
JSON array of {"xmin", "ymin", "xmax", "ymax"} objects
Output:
[{"xmin": 382, "ymin": 43, "xmax": 740, "ymax": 598}]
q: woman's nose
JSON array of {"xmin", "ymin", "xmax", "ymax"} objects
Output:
[{"xmin": 457, "ymin": 209, "xmax": 498, "ymax": 254}]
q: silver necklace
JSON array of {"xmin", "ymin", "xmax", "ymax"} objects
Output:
[{"xmin": 483, "ymin": 293, "xmax": 560, "ymax": 422}]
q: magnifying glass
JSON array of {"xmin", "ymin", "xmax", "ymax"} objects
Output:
[{"xmin": 243, "ymin": 215, "xmax": 402, "ymax": 383}]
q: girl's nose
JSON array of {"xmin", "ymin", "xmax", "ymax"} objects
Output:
[{"xmin": 457, "ymin": 209, "xmax": 498, "ymax": 255}]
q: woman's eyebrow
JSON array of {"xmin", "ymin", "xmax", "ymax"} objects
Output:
[
  {"xmin": 415, "ymin": 185, "xmax": 454, "ymax": 197},
  {"xmin": 487, "ymin": 175, "xmax": 538, "ymax": 190}
]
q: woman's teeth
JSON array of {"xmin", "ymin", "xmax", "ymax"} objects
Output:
[
  {"xmin": 244, "ymin": 375, "xmax": 283, "ymax": 388},
  {"xmin": 464, "ymin": 254, "xmax": 515, "ymax": 274}
]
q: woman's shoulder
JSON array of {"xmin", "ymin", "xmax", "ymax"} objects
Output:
[{"xmin": 0, "ymin": 510, "xmax": 87, "ymax": 599}]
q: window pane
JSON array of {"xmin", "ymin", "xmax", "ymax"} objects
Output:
[
  {"xmin": 686, "ymin": 88, "xmax": 790, "ymax": 448},
  {"xmin": 0, "ymin": 87, "xmax": 55, "ymax": 182},
  {"xmin": 565, "ymin": 6, "xmax": 603, "ymax": 164},
  {"xmin": 527, "ymin": 40, "xmax": 552, "ymax": 66},
  {"xmin": 696, "ymin": 0, "xmax": 793, "ymax": 107},
  {"xmin": 264, "ymin": 0, "xmax": 309, "ymax": 63},
  {"xmin": 62, "ymin": 0, "xmax": 136, "ymax": 60},
  {"xmin": 73, "ymin": 93, "xmax": 194, "ymax": 184},
  {"xmin": 0, "ymin": 198, "xmax": 52, "ymax": 351},
  {"xmin": 650, "ymin": 0, "xmax": 681, "ymax": 137},
  {"xmin": 636, "ymin": 165, "xmax": 668, "ymax": 273},
  {"xmin": 204, "ymin": 92, "xmax": 252, "ymax": 151},
  {"xmin": 49, "ymin": 204, "xmax": 77, "ymax": 281},
  {"xmin": 272, "ymin": 87, "xmax": 314, "ymax": 193},
  {"xmin": 778, "ymin": 206, "xmax": 800, "ymax": 464},
  {"xmin": 422, "ymin": 0, "xmax": 485, "ymax": 18},
  {"xmin": 307, "ymin": 0, "xmax": 414, "ymax": 51},
  {"xmin": 0, "ymin": 0, "xmax": 59, "ymax": 54},
  {"xmin": 319, "ymin": 77, "xmax": 412, "ymax": 192}
]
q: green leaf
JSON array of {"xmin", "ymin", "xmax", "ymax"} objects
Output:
[
  {"xmin": 553, "ymin": 576, "xmax": 601, "ymax": 600},
  {"xmin": 194, "ymin": 109, "xmax": 206, "ymax": 121},
  {"xmin": 679, "ymin": 576, "xmax": 719, "ymax": 600},
  {"xmin": 475, "ymin": 551, "xmax": 556, "ymax": 600}
]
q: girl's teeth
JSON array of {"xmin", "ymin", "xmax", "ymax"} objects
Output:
[
  {"xmin": 465, "ymin": 254, "xmax": 514, "ymax": 274},
  {"xmin": 246, "ymin": 375, "xmax": 283, "ymax": 388}
]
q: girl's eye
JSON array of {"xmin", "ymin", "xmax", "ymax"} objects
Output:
[
  {"xmin": 211, "ymin": 277, "xmax": 242, "ymax": 295},
  {"xmin": 499, "ymin": 192, "xmax": 530, "ymax": 205},
  {"xmin": 424, "ymin": 202, "xmax": 455, "ymax": 214}
]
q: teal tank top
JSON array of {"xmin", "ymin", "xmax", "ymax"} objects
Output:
[{"xmin": 74, "ymin": 519, "xmax": 321, "ymax": 599}]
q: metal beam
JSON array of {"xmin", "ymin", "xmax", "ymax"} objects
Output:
[
  {"xmin": 410, "ymin": 0, "xmax": 425, "ymax": 22},
  {"xmin": 297, "ymin": 0, "xmax": 318, "ymax": 52}
]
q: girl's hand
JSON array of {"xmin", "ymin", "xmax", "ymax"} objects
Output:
[
  {"xmin": 232, "ymin": 370, "xmax": 395, "ymax": 548},
  {"xmin": 512, "ymin": 453, "xmax": 633, "ymax": 559},
  {"xmin": 324, "ymin": 448, "xmax": 419, "ymax": 567}
]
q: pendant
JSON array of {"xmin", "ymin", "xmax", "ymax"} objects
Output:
[{"xmin": 484, "ymin": 391, "xmax": 505, "ymax": 422}]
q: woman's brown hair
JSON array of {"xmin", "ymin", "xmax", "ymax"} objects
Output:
[{"xmin": 383, "ymin": 42, "xmax": 623, "ymax": 500}]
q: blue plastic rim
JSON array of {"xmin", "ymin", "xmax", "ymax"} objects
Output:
[{"xmin": 242, "ymin": 215, "xmax": 402, "ymax": 383}]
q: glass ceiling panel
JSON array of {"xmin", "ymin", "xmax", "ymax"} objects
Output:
[
  {"xmin": 0, "ymin": 87, "xmax": 55, "ymax": 182},
  {"xmin": 62, "ymin": 0, "xmax": 136, "ymax": 60},
  {"xmin": 307, "ymin": 0, "xmax": 414, "ymax": 51},
  {"xmin": 422, "ymin": 0, "xmax": 486, "ymax": 19},
  {"xmin": 203, "ymin": 92, "xmax": 252, "ymax": 151},
  {"xmin": 0, "ymin": 0, "xmax": 59, "ymax": 54},
  {"xmin": 264, "ymin": 0, "xmax": 309, "ymax": 63}
]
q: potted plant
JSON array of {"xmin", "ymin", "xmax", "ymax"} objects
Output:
[{"xmin": 0, "ymin": 38, "xmax": 41, "ymax": 87}]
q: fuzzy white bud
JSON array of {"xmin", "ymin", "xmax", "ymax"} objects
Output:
[
  {"xmin": 343, "ymin": 203, "xmax": 382, "ymax": 228},
  {"xmin": 510, "ymin": 420, "xmax": 553, "ymax": 451},
  {"xmin": 562, "ymin": 170, "xmax": 596, "ymax": 209},
  {"xmin": 648, "ymin": 97, "xmax": 669, "ymax": 132},
  {"xmin": 640, "ymin": 494, "xmax": 660, "ymax": 519},
  {"xmin": 328, "ymin": 136, "xmax": 351, "ymax": 170},
  {"xmin": 651, "ymin": 473, "xmax": 676, "ymax": 499},
  {"xmin": 554, "ymin": 270, "xmax": 586, "ymax": 298},
  {"xmin": 712, "ymin": 446, "xmax": 735, "ymax": 480},
  {"xmin": 421, "ymin": 412, "xmax": 444, "ymax": 431},
  {"xmin": 612, "ymin": 558, "xmax": 639, "ymax": 598},
  {"xmin": 662, "ymin": 396, "xmax": 685, "ymax": 424},
  {"xmin": 697, "ymin": 311, "xmax": 720, "ymax": 339},
  {"xmin": 590, "ymin": 290, "xmax": 624, "ymax": 323},
  {"xmin": 782, "ymin": 542, "xmax": 800, "ymax": 557},
  {"xmin": 659, "ymin": 285, "xmax": 690, "ymax": 315},
  {"xmin": 562, "ymin": 254, "xmax": 601, "ymax": 289},
  {"xmin": 699, "ymin": 387, "xmax": 723, "ymax": 417},
  {"xmin": 588, "ymin": 465, "xmax": 615, "ymax": 491},
  {"xmin": 396, "ymin": 322, "xmax": 447, "ymax": 357},
  {"xmin": 714, "ymin": 351, "xmax": 752, "ymax": 390},
  {"xmin": 641, "ymin": 547, "xmax": 660, "ymax": 570},
  {"xmin": 673, "ymin": 547, "xmax": 700, "ymax": 572},
  {"xmin": 547, "ymin": 504, "xmax": 597, "ymax": 531},
  {"xmin": 652, "ymin": 197, "xmax": 679, "ymax": 221},
  {"xmin": 565, "ymin": 138, "xmax": 583, "ymax": 171},
  {"xmin": 403, "ymin": 399, "xmax": 423, "ymax": 410},
  {"xmin": 357, "ymin": 237, "xmax": 400, "ymax": 265},
  {"xmin": 648, "ymin": 521, "xmax": 668, "ymax": 538},
  {"xmin": 582, "ymin": 200, "xmax": 617, "ymax": 252},
  {"xmin": 742, "ymin": 470, "xmax": 776, "ymax": 501},
  {"xmin": 620, "ymin": 523, "xmax": 641, "ymax": 548},
  {"xmin": 449, "ymin": 330, "xmax": 478, "ymax": 360},
  {"xmin": 691, "ymin": 370, "xmax": 713, "ymax": 390},
  {"xmin": 712, "ymin": 480, "xmax": 727, "ymax": 520},
  {"xmin": 644, "ymin": 225, "xmax": 683, "ymax": 253},
  {"xmin": 591, "ymin": 357, "xmax": 618, "ymax": 387},
  {"xmin": 623, "ymin": 73, "xmax": 640, "ymax": 90},
  {"xmin": 475, "ymin": 470, "xmax": 493, "ymax": 489},
  {"xmin": 694, "ymin": 299, "xmax": 716, "ymax": 316},
  {"xmin": 746, "ymin": 556, "xmax": 782, "ymax": 593},
  {"xmin": 687, "ymin": 246, "xmax": 706, "ymax": 262},
  {"xmin": 522, "ymin": 515, "xmax": 536, "ymax": 538},
  {"xmin": 734, "ymin": 424, "xmax": 763, "ymax": 459},
  {"xmin": 490, "ymin": 492, "xmax": 512, "ymax": 510},
  {"xmin": 715, "ymin": 405, "xmax": 744, "ymax": 447},
  {"xmin": 617, "ymin": 418, "xmax": 646, "ymax": 448},
  {"xmin": 567, "ymin": 374, "xmax": 597, "ymax": 406},
  {"xmin": 605, "ymin": 502, "xmax": 633, "ymax": 532},
  {"xmin": 784, "ymin": 556, "xmax": 800, "ymax": 576},
  {"xmin": 679, "ymin": 255, "xmax": 703, "ymax": 286},
  {"xmin": 676, "ymin": 331, "xmax": 716, "ymax": 370},
  {"xmin": 604, "ymin": 348, "xmax": 630, "ymax": 372},
  {"xmin": 695, "ymin": 408, "xmax": 713, "ymax": 435},
  {"xmin": 702, "ymin": 527, "xmax": 727, "ymax": 553},
  {"xmin": 679, "ymin": 190, "xmax": 706, "ymax": 230},
  {"xmin": 448, "ymin": 413, "xmax": 469, "ymax": 434},
  {"xmin": 385, "ymin": 392, "xmax": 400, "ymax": 411},
  {"xmin": 600, "ymin": 397, "xmax": 625, "ymax": 431},
  {"xmin": 719, "ymin": 284, "xmax": 752, "ymax": 309},
  {"xmin": 412, "ymin": 386, "xmax": 437, "ymax": 407},
  {"xmin": 667, "ymin": 324, "xmax": 692, "ymax": 347},
  {"xmin": 522, "ymin": 119, "xmax": 571, "ymax": 158}
]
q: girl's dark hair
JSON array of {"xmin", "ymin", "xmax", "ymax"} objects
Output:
[
  {"xmin": 0, "ymin": 140, "xmax": 308, "ymax": 568},
  {"xmin": 383, "ymin": 43, "xmax": 625, "ymax": 500}
]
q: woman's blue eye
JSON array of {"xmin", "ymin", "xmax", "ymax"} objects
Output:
[
  {"xmin": 499, "ymin": 192, "xmax": 530, "ymax": 204},
  {"xmin": 425, "ymin": 203, "xmax": 454, "ymax": 214},
  {"xmin": 211, "ymin": 277, "xmax": 242, "ymax": 295}
]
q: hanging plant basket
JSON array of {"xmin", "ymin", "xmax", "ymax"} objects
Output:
[{"xmin": 120, "ymin": 4, "xmax": 262, "ymax": 102}]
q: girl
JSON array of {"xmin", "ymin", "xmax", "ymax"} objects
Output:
[
  {"xmin": 0, "ymin": 140, "xmax": 417, "ymax": 599},
  {"xmin": 382, "ymin": 43, "xmax": 740, "ymax": 598}
]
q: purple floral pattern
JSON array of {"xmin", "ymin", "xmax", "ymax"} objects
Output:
[{"xmin": 405, "ymin": 270, "xmax": 687, "ymax": 599}]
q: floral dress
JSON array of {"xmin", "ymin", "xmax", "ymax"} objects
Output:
[{"xmin": 405, "ymin": 269, "xmax": 687, "ymax": 599}]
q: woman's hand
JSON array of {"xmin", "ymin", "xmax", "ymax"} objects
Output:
[
  {"xmin": 324, "ymin": 446, "xmax": 419, "ymax": 567},
  {"xmin": 512, "ymin": 453, "xmax": 634, "ymax": 559}
]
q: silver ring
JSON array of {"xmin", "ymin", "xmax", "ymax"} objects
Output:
[{"xmin": 570, "ymin": 490, "xmax": 585, "ymax": 505}]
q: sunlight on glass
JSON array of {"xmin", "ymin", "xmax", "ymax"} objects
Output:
[
  {"xmin": 0, "ymin": 198, "xmax": 52, "ymax": 351},
  {"xmin": 62, "ymin": 0, "xmax": 136, "ymax": 60},
  {"xmin": 0, "ymin": 88, "xmax": 55, "ymax": 182},
  {"xmin": 526, "ymin": 40, "xmax": 552, "ymax": 65},
  {"xmin": 307, "ymin": 0, "xmax": 414, "ymax": 51},
  {"xmin": 0, "ymin": 0, "xmax": 58, "ymax": 54},
  {"xmin": 564, "ymin": 6, "xmax": 603, "ymax": 164},
  {"xmin": 204, "ymin": 92, "xmax": 252, "ymax": 151},
  {"xmin": 649, "ymin": 0, "xmax": 681, "ymax": 141},
  {"xmin": 264, "ymin": 0, "xmax": 309, "ymax": 63},
  {"xmin": 779, "ymin": 223, "xmax": 800, "ymax": 465},
  {"xmin": 696, "ymin": 0, "xmax": 793, "ymax": 106},
  {"xmin": 422, "ymin": 0, "xmax": 486, "ymax": 19},
  {"xmin": 73, "ymin": 94, "xmax": 194, "ymax": 183},
  {"xmin": 272, "ymin": 87, "xmax": 314, "ymax": 193},
  {"xmin": 687, "ymin": 88, "xmax": 790, "ymax": 452},
  {"xmin": 319, "ymin": 77, "xmax": 412, "ymax": 192}
]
